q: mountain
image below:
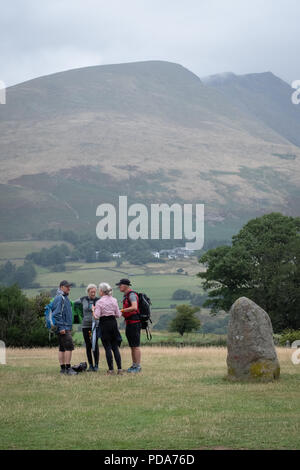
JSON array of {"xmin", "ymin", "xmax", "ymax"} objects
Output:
[
  {"xmin": 0, "ymin": 60, "xmax": 299, "ymax": 241},
  {"xmin": 202, "ymin": 71, "xmax": 300, "ymax": 147}
]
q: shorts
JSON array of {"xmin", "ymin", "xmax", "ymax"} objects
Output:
[
  {"xmin": 125, "ymin": 322, "xmax": 141, "ymax": 348},
  {"xmin": 58, "ymin": 330, "xmax": 74, "ymax": 352}
]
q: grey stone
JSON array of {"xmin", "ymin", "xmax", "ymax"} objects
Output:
[{"xmin": 227, "ymin": 297, "xmax": 280, "ymax": 381}]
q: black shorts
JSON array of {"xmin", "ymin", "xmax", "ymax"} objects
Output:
[
  {"xmin": 58, "ymin": 330, "xmax": 74, "ymax": 352},
  {"xmin": 125, "ymin": 322, "xmax": 141, "ymax": 348}
]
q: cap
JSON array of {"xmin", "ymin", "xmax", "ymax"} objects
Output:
[
  {"xmin": 115, "ymin": 278, "xmax": 131, "ymax": 286},
  {"xmin": 59, "ymin": 280, "xmax": 73, "ymax": 288}
]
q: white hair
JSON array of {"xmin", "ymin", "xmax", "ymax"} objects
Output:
[
  {"xmin": 99, "ymin": 282, "xmax": 113, "ymax": 296},
  {"xmin": 86, "ymin": 283, "xmax": 97, "ymax": 294}
]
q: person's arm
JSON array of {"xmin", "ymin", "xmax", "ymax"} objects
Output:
[
  {"xmin": 73, "ymin": 298, "xmax": 83, "ymax": 323},
  {"xmin": 93, "ymin": 300, "xmax": 101, "ymax": 320},
  {"xmin": 114, "ymin": 299, "xmax": 122, "ymax": 318},
  {"xmin": 121, "ymin": 293, "xmax": 138, "ymax": 319},
  {"xmin": 121, "ymin": 293, "xmax": 138, "ymax": 314},
  {"xmin": 52, "ymin": 296, "xmax": 66, "ymax": 333}
]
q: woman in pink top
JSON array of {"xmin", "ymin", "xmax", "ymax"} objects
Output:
[{"xmin": 93, "ymin": 282, "xmax": 123, "ymax": 375}]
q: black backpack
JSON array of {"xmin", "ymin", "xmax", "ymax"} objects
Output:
[
  {"xmin": 128, "ymin": 291, "xmax": 152, "ymax": 340},
  {"xmin": 72, "ymin": 362, "xmax": 87, "ymax": 373}
]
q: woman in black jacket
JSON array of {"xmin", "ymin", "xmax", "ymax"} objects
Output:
[{"xmin": 74, "ymin": 284, "xmax": 100, "ymax": 371}]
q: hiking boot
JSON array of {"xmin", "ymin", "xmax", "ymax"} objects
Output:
[
  {"xmin": 87, "ymin": 365, "xmax": 95, "ymax": 372},
  {"xmin": 93, "ymin": 365, "xmax": 99, "ymax": 372},
  {"xmin": 106, "ymin": 370, "xmax": 115, "ymax": 375},
  {"xmin": 117, "ymin": 369, "xmax": 123, "ymax": 375},
  {"xmin": 131, "ymin": 365, "xmax": 142, "ymax": 373},
  {"xmin": 66, "ymin": 367, "xmax": 78, "ymax": 376},
  {"xmin": 60, "ymin": 369, "xmax": 66, "ymax": 375},
  {"xmin": 127, "ymin": 365, "xmax": 136, "ymax": 373}
]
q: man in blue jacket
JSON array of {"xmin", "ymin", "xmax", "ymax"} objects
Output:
[{"xmin": 53, "ymin": 280, "xmax": 77, "ymax": 375}]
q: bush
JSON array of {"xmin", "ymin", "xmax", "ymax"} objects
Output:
[
  {"xmin": 172, "ymin": 289, "xmax": 192, "ymax": 300},
  {"xmin": 153, "ymin": 313, "xmax": 175, "ymax": 330},
  {"xmin": 0, "ymin": 285, "xmax": 57, "ymax": 347},
  {"xmin": 278, "ymin": 329, "xmax": 300, "ymax": 346},
  {"xmin": 169, "ymin": 304, "xmax": 201, "ymax": 336}
]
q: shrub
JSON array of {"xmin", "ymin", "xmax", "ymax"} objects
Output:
[
  {"xmin": 172, "ymin": 289, "xmax": 192, "ymax": 300},
  {"xmin": 169, "ymin": 304, "xmax": 201, "ymax": 336},
  {"xmin": 278, "ymin": 329, "xmax": 300, "ymax": 346},
  {"xmin": 0, "ymin": 285, "xmax": 57, "ymax": 347}
]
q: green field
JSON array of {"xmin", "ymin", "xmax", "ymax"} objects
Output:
[
  {"xmin": 0, "ymin": 240, "xmax": 72, "ymax": 262},
  {"xmin": 0, "ymin": 240, "xmax": 210, "ymax": 327},
  {"xmin": 0, "ymin": 347, "xmax": 299, "ymax": 450},
  {"xmin": 14, "ymin": 248, "xmax": 206, "ymax": 311}
]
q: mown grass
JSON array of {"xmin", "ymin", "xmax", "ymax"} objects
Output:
[
  {"xmin": 73, "ymin": 329, "xmax": 226, "ymax": 347},
  {"xmin": 0, "ymin": 347, "xmax": 299, "ymax": 450}
]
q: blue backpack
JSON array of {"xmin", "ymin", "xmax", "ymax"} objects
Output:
[{"xmin": 44, "ymin": 295, "xmax": 65, "ymax": 332}]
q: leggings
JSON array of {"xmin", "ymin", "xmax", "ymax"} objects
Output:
[
  {"xmin": 100, "ymin": 316, "xmax": 122, "ymax": 371},
  {"xmin": 82, "ymin": 327, "xmax": 99, "ymax": 366}
]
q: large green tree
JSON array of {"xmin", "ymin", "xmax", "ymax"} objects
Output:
[{"xmin": 198, "ymin": 213, "xmax": 300, "ymax": 332}]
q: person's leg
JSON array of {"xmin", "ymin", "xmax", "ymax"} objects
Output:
[
  {"xmin": 58, "ymin": 334, "xmax": 66, "ymax": 373},
  {"xmin": 64, "ymin": 350, "xmax": 72, "ymax": 367},
  {"xmin": 112, "ymin": 342, "xmax": 122, "ymax": 370},
  {"xmin": 58, "ymin": 350, "xmax": 65, "ymax": 365},
  {"xmin": 127, "ymin": 324, "xmax": 141, "ymax": 372},
  {"xmin": 93, "ymin": 341, "xmax": 99, "ymax": 369},
  {"xmin": 126, "ymin": 323, "xmax": 141, "ymax": 371},
  {"xmin": 64, "ymin": 331, "xmax": 77, "ymax": 375},
  {"xmin": 82, "ymin": 328, "xmax": 94, "ymax": 368},
  {"xmin": 126, "ymin": 325, "xmax": 134, "ymax": 368},
  {"xmin": 102, "ymin": 338, "xmax": 114, "ymax": 370},
  {"xmin": 132, "ymin": 347, "xmax": 141, "ymax": 366}
]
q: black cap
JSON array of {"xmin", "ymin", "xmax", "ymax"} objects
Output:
[
  {"xmin": 115, "ymin": 278, "xmax": 131, "ymax": 286},
  {"xmin": 59, "ymin": 280, "xmax": 73, "ymax": 287}
]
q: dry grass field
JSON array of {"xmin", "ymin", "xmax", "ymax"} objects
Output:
[{"xmin": 0, "ymin": 347, "xmax": 299, "ymax": 450}]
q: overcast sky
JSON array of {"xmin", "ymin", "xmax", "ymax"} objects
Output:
[{"xmin": 1, "ymin": 0, "xmax": 299, "ymax": 87}]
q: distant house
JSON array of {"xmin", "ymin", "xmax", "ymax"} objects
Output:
[
  {"xmin": 112, "ymin": 252, "xmax": 122, "ymax": 258},
  {"xmin": 159, "ymin": 246, "xmax": 195, "ymax": 259}
]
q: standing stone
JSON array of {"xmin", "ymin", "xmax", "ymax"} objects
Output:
[{"xmin": 227, "ymin": 297, "xmax": 280, "ymax": 381}]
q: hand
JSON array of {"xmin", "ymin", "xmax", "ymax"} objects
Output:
[{"xmin": 60, "ymin": 329, "xmax": 66, "ymax": 335}]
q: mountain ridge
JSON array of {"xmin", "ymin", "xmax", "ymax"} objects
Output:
[{"xmin": 0, "ymin": 60, "xmax": 299, "ymax": 240}]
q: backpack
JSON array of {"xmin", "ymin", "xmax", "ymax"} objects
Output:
[
  {"xmin": 128, "ymin": 291, "xmax": 152, "ymax": 340},
  {"xmin": 72, "ymin": 362, "xmax": 87, "ymax": 373},
  {"xmin": 44, "ymin": 295, "xmax": 65, "ymax": 333}
]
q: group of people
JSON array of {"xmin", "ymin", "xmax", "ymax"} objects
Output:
[{"xmin": 51, "ymin": 278, "xmax": 142, "ymax": 376}]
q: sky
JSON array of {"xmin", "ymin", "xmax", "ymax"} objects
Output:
[{"xmin": 1, "ymin": 0, "xmax": 300, "ymax": 87}]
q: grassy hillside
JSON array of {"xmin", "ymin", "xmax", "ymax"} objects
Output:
[{"xmin": 0, "ymin": 347, "xmax": 298, "ymax": 450}]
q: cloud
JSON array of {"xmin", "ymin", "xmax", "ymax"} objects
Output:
[{"xmin": 1, "ymin": 0, "xmax": 299, "ymax": 86}]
